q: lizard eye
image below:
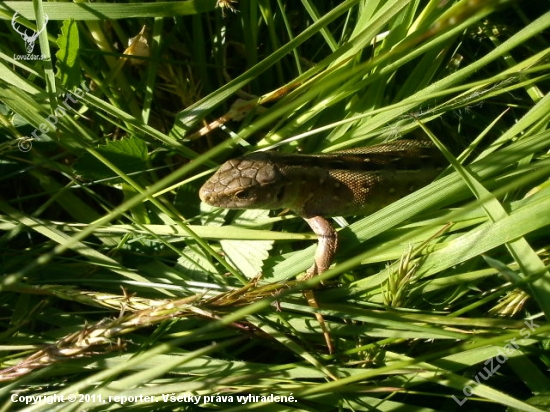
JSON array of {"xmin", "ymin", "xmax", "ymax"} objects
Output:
[{"xmin": 234, "ymin": 189, "xmax": 250, "ymax": 200}]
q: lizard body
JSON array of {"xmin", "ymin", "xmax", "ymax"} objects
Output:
[{"xmin": 200, "ymin": 139, "xmax": 445, "ymax": 276}]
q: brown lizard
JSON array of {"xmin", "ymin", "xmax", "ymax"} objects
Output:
[
  {"xmin": 199, "ymin": 139, "xmax": 445, "ymax": 352},
  {"xmin": 200, "ymin": 139, "xmax": 445, "ymax": 276}
]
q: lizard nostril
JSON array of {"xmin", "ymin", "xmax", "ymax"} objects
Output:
[{"xmin": 199, "ymin": 187, "xmax": 212, "ymax": 204}]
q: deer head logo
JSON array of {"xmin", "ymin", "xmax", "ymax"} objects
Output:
[{"xmin": 11, "ymin": 12, "xmax": 49, "ymax": 54}]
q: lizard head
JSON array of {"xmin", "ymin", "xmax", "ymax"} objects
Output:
[{"xmin": 199, "ymin": 153, "xmax": 287, "ymax": 209}]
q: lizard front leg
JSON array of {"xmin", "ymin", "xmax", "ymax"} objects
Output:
[
  {"xmin": 303, "ymin": 216, "xmax": 338, "ymax": 278},
  {"xmin": 301, "ymin": 215, "xmax": 338, "ymax": 354}
]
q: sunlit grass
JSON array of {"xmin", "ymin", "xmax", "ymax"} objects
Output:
[{"xmin": 1, "ymin": 0, "xmax": 550, "ymax": 411}]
